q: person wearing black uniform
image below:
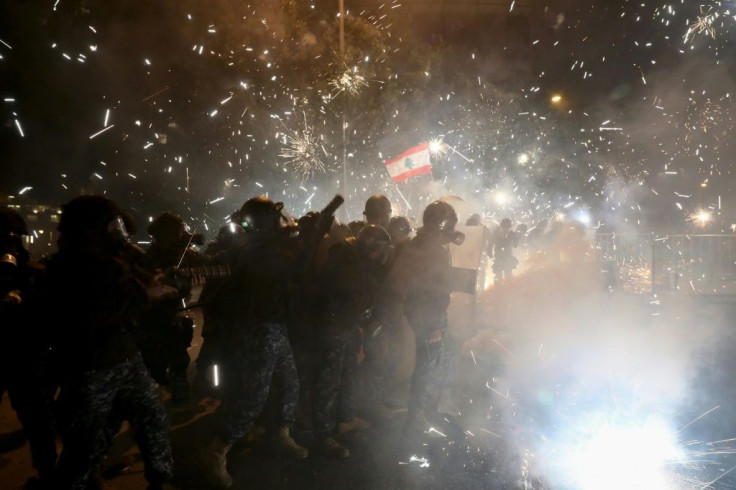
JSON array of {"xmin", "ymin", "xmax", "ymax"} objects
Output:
[
  {"xmin": 363, "ymin": 194, "xmax": 392, "ymax": 229},
  {"xmin": 388, "ymin": 200, "xmax": 464, "ymax": 434},
  {"xmin": 201, "ymin": 196, "xmax": 336, "ymax": 487},
  {"xmin": 0, "ymin": 207, "xmax": 57, "ymax": 487},
  {"xmin": 312, "ymin": 224, "xmax": 391, "ymax": 458},
  {"xmin": 43, "ymin": 196, "xmax": 174, "ymax": 490},
  {"xmin": 140, "ymin": 212, "xmax": 205, "ymax": 406},
  {"xmin": 194, "ymin": 222, "xmax": 242, "ymax": 389}
]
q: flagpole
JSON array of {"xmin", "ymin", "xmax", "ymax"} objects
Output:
[{"xmin": 339, "ymin": 0, "xmax": 349, "ymax": 222}]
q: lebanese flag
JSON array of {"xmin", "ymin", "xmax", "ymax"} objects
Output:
[{"xmin": 385, "ymin": 143, "xmax": 432, "ymax": 183}]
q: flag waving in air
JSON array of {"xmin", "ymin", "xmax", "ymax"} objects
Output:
[{"xmin": 384, "ymin": 143, "xmax": 432, "ymax": 183}]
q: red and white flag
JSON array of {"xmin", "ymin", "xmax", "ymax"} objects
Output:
[{"xmin": 384, "ymin": 143, "xmax": 432, "ymax": 183}]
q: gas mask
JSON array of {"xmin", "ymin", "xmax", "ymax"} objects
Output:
[
  {"xmin": 436, "ymin": 217, "xmax": 465, "ymax": 246},
  {"xmin": 446, "ymin": 230, "xmax": 465, "ymax": 246}
]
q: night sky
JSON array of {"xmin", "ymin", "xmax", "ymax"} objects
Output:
[{"xmin": 2, "ymin": 0, "xmax": 735, "ymax": 231}]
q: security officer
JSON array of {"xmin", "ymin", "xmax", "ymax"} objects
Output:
[
  {"xmin": 388, "ymin": 200, "xmax": 464, "ymax": 434},
  {"xmin": 140, "ymin": 212, "xmax": 205, "ymax": 406},
  {"xmin": 195, "ymin": 221, "xmax": 242, "ymax": 387},
  {"xmin": 312, "ymin": 224, "xmax": 391, "ymax": 458},
  {"xmin": 201, "ymin": 196, "xmax": 334, "ymax": 487},
  {"xmin": 43, "ymin": 196, "xmax": 174, "ymax": 490},
  {"xmin": 0, "ymin": 207, "xmax": 57, "ymax": 487},
  {"xmin": 363, "ymin": 194, "xmax": 392, "ymax": 229}
]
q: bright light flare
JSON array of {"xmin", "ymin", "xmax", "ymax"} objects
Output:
[
  {"xmin": 560, "ymin": 415, "xmax": 683, "ymax": 490},
  {"xmin": 690, "ymin": 209, "xmax": 712, "ymax": 227},
  {"xmin": 494, "ymin": 192, "xmax": 508, "ymax": 206},
  {"xmin": 428, "ymin": 138, "xmax": 447, "ymax": 158},
  {"xmin": 550, "ymin": 94, "xmax": 563, "ymax": 104},
  {"xmin": 517, "ymin": 152, "xmax": 530, "ymax": 165}
]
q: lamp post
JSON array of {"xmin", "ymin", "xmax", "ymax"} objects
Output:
[{"xmin": 339, "ymin": 0, "xmax": 348, "ymax": 220}]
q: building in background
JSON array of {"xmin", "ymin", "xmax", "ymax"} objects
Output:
[{"xmin": 0, "ymin": 194, "xmax": 61, "ymax": 259}]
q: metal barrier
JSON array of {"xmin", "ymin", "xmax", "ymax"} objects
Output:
[{"xmin": 594, "ymin": 233, "xmax": 736, "ymax": 296}]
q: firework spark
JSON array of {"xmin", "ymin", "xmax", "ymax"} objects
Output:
[
  {"xmin": 279, "ymin": 114, "xmax": 328, "ymax": 177},
  {"xmin": 428, "ymin": 137, "xmax": 448, "ymax": 160},
  {"xmin": 689, "ymin": 209, "xmax": 712, "ymax": 227},
  {"xmin": 330, "ymin": 66, "xmax": 368, "ymax": 97},
  {"xmin": 684, "ymin": 6, "xmax": 719, "ymax": 43}
]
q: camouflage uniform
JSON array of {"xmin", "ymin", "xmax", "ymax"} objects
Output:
[
  {"xmin": 312, "ymin": 323, "xmax": 362, "ymax": 438},
  {"xmin": 389, "ymin": 229, "xmax": 455, "ymax": 422},
  {"xmin": 215, "ymin": 229, "xmax": 314, "ymax": 444},
  {"xmin": 43, "ymin": 245, "xmax": 173, "ymax": 489},
  {"xmin": 55, "ymin": 355, "xmax": 172, "ymax": 489},
  {"xmin": 219, "ymin": 322, "xmax": 299, "ymax": 440},
  {"xmin": 312, "ymin": 240, "xmax": 381, "ymax": 438}
]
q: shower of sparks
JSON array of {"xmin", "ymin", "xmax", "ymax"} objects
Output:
[
  {"xmin": 689, "ymin": 209, "xmax": 712, "ymax": 227},
  {"xmin": 329, "ymin": 67, "xmax": 368, "ymax": 97},
  {"xmin": 684, "ymin": 6, "xmax": 719, "ymax": 44},
  {"xmin": 428, "ymin": 138, "xmax": 448, "ymax": 159},
  {"xmin": 408, "ymin": 455, "xmax": 431, "ymax": 468},
  {"xmin": 279, "ymin": 114, "xmax": 328, "ymax": 177}
]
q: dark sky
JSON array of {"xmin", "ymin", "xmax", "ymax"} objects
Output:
[{"xmin": 1, "ymin": 1, "xmax": 734, "ymax": 229}]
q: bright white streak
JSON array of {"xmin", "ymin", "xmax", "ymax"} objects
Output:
[{"xmin": 89, "ymin": 124, "xmax": 115, "ymax": 139}]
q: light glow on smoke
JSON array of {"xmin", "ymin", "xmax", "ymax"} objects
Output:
[{"xmin": 559, "ymin": 413, "xmax": 682, "ymax": 490}]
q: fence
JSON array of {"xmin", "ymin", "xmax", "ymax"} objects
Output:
[{"xmin": 594, "ymin": 233, "xmax": 736, "ymax": 296}]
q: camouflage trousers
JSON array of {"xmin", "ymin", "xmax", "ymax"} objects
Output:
[
  {"xmin": 360, "ymin": 322, "xmax": 400, "ymax": 406},
  {"xmin": 312, "ymin": 324, "xmax": 361, "ymax": 439},
  {"xmin": 408, "ymin": 316, "xmax": 454, "ymax": 421},
  {"xmin": 219, "ymin": 322, "xmax": 299, "ymax": 445},
  {"xmin": 54, "ymin": 355, "xmax": 173, "ymax": 489}
]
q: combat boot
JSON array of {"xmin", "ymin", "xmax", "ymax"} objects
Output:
[
  {"xmin": 317, "ymin": 437, "xmax": 350, "ymax": 459},
  {"xmin": 200, "ymin": 437, "xmax": 233, "ymax": 487},
  {"xmin": 272, "ymin": 427, "xmax": 308, "ymax": 459},
  {"xmin": 336, "ymin": 417, "xmax": 371, "ymax": 435}
]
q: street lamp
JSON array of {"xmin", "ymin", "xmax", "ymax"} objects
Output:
[{"xmin": 339, "ymin": 0, "xmax": 348, "ymax": 220}]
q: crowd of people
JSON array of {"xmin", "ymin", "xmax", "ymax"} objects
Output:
[{"xmin": 1, "ymin": 192, "xmax": 502, "ymax": 489}]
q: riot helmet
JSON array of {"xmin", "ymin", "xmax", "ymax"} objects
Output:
[
  {"xmin": 148, "ymin": 212, "xmax": 195, "ymax": 247},
  {"xmin": 422, "ymin": 201, "xmax": 465, "ymax": 245},
  {"xmin": 58, "ymin": 196, "xmax": 128, "ymax": 251},
  {"xmin": 388, "ymin": 216, "xmax": 412, "ymax": 243},
  {"xmin": 363, "ymin": 195, "xmax": 392, "ymax": 228},
  {"xmin": 238, "ymin": 196, "xmax": 282, "ymax": 232}
]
